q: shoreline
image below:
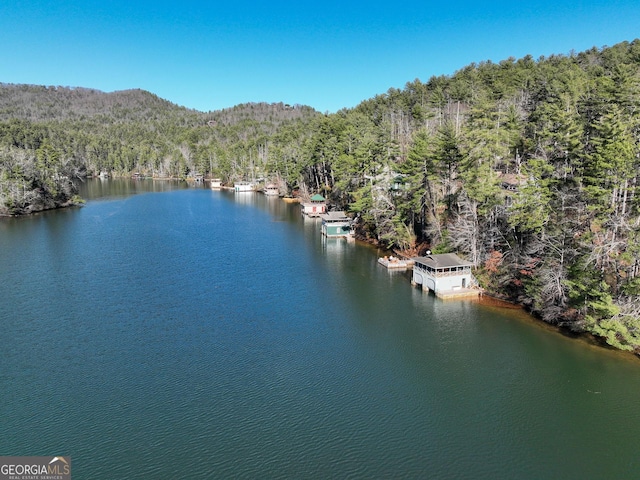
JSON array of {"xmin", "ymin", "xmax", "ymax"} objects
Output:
[
  {"xmin": 368, "ymin": 242, "xmax": 640, "ymax": 360},
  {"xmin": 0, "ymin": 198, "xmax": 84, "ymax": 218},
  {"xmin": 5, "ymin": 181, "xmax": 639, "ymax": 360}
]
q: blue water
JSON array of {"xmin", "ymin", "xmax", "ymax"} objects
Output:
[{"xmin": 1, "ymin": 180, "xmax": 640, "ymax": 479}]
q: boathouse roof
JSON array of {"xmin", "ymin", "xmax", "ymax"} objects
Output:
[
  {"xmin": 320, "ymin": 211, "xmax": 350, "ymax": 222},
  {"xmin": 310, "ymin": 194, "xmax": 325, "ymax": 202},
  {"xmin": 413, "ymin": 253, "xmax": 472, "ymax": 269}
]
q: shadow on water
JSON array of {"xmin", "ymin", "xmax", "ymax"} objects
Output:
[
  {"xmin": 76, "ymin": 177, "xmax": 191, "ymax": 201},
  {"xmin": 476, "ymin": 294, "xmax": 640, "ymax": 364}
]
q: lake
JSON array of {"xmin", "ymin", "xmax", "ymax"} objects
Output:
[{"xmin": 1, "ymin": 179, "xmax": 640, "ymax": 479}]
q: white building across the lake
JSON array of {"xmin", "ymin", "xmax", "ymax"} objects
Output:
[
  {"xmin": 234, "ymin": 181, "xmax": 254, "ymax": 193},
  {"xmin": 264, "ymin": 184, "xmax": 279, "ymax": 196}
]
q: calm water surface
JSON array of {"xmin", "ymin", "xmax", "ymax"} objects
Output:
[{"xmin": 1, "ymin": 179, "xmax": 640, "ymax": 479}]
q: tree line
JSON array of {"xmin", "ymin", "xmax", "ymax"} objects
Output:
[{"xmin": 1, "ymin": 40, "xmax": 639, "ymax": 352}]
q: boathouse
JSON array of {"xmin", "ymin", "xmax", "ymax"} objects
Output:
[
  {"xmin": 320, "ymin": 211, "xmax": 354, "ymax": 238},
  {"xmin": 301, "ymin": 194, "xmax": 327, "ymax": 217},
  {"xmin": 411, "ymin": 253, "xmax": 477, "ymax": 298},
  {"xmin": 264, "ymin": 184, "xmax": 279, "ymax": 196},
  {"xmin": 234, "ymin": 181, "xmax": 254, "ymax": 192}
]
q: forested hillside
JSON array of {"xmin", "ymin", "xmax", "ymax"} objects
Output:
[
  {"xmin": 1, "ymin": 40, "xmax": 640, "ymax": 352},
  {"xmin": 0, "ymin": 84, "xmax": 319, "ymax": 213}
]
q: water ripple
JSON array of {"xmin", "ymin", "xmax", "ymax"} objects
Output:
[{"xmin": 2, "ymin": 185, "xmax": 640, "ymax": 479}]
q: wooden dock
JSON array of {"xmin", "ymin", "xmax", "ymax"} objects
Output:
[{"xmin": 378, "ymin": 256, "xmax": 414, "ymax": 270}]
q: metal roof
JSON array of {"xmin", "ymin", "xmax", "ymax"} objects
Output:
[
  {"xmin": 320, "ymin": 211, "xmax": 350, "ymax": 222},
  {"xmin": 413, "ymin": 253, "xmax": 472, "ymax": 268}
]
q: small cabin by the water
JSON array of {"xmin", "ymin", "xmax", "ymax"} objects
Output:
[
  {"xmin": 210, "ymin": 178, "xmax": 222, "ymax": 189},
  {"xmin": 411, "ymin": 253, "xmax": 477, "ymax": 298},
  {"xmin": 301, "ymin": 194, "xmax": 327, "ymax": 217},
  {"xmin": 320, "ymin": 211, "xmax": 354, "ymax": 238},
  {"xmin": 234, "ymin": 181, "xmax": 254, "ymax": 193},
  {"xmin": 264, "ymin": 184, "xmax": 279, "ymax": 196}
]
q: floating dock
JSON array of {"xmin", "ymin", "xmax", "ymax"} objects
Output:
[{"xmin": 377, "ymin": 256, "xmax": 414, "ymax": 270}]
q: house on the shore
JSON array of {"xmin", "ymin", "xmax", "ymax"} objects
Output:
[
  {"xmin": 411, "ymin": 253, "xmax": 477, "ymax": 298},
  {"xmin": 234, "ymin": 181, "xmax": 254, "ymax": 192},
  {"xmin": 264, "ymin": 184, "xmax": 279, "ymax": 196},
  {"xmin": 301, "ymin": 194, "xmax": 327, "ymax": 217},
  {"xmin": 320, "ymin": 211, "xmax": 354, "ymax": 238}
]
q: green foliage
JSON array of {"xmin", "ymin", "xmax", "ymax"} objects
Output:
[
  {"xmin": 4, "ymin": 40, "xmax": 640, "ymax": 351},
  {"xmin": 589, "ymin": 317, "xmax": 639, "ymax": 352},
  {"xmin": 583, "ymin": 105, "xmax": 636, "ymax": 214},
  {"xmin": 349, "ymin": 184, "xmax": 373, "ymax": 216},
  {"xmin": 507, "ymin": 157, "xmax": 554, "ymax": 233},
  {"xmin": 430, "ymin": 230, "xmax": 453, "ymax": 254}
]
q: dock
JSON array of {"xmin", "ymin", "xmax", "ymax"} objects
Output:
[
  {"xmin": 377, "ymin": 256, "xmax": 414, "ymax": 270},
  {"xmin": 433, "ymin": 288, "xmax": 480, "ymax": 299}
]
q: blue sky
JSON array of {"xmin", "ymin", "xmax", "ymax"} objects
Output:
[{"xmin": 1, "ymin": 0, "xmax": 639, "ymax": 113}]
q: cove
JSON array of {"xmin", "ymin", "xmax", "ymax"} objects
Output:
[{"xmin": 1, "ymin": 179, "xmax": 639, "ymax": 479}]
